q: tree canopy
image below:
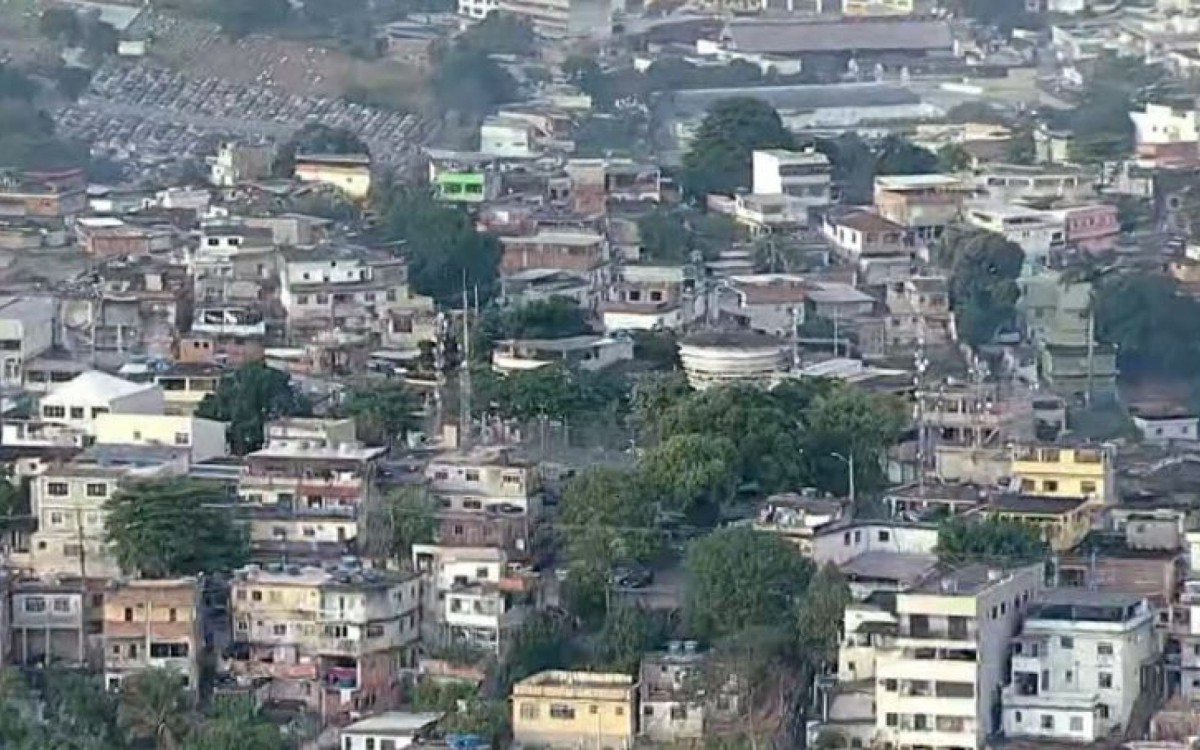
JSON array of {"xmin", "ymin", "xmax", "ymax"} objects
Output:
[
  {"xmin": 105, "ymin": 480, "xmax": 247, "ymax": 579},
  {"xmin": 937, "ymin": 228, "xmax": 1024, "ymax": 348},
  {"xmin": 342, "ymin": 380, "xmax": 422, "ymax": 445},
  {"xmin": 195, "ymin": 362, "xmax": 310, "ymax": 454},
  {"xmin": 682, "ymin": 97, "xmax": 793, "ymax": 199},
  {"xmin": 374, "ymin": 185, "xmax": 501, "ymax": 306},
  {"xmin": 937, "ymin": 516, "xmax": 1048, "ymax": 563},
  {"xmin": 637, "ymin": 208, "xmax": 739, "ymax": 264},
  {"xmin": 1093, "ymin": 271, "xmax": 1200, "ymax": 378},
  {"xmin": 274, "ymin": 123, "xmax": 368, "ymax": 177},
  {"xmin": 431, "ymin": 45, "xmax": 518, "ymax": 118},
  {"xmin": 560, "ymin": 467, "xmax": 659, "ymax": 572}
]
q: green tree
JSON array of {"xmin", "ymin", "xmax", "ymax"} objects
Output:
[
  {"xmin": 457, "ymin": 13, "xmax": 536, "ymax": 56},
  {"xmin": 274, "ymin": 123, "xmax": 367, "ymax": 177},
  {"xmin": 936, "ymin": 143, "xmax": 972, "ymax": 172},
  {"xmin": 937, "ymin": 516, "xmax": 1048, "ymax": 562},
  {"xmin": 801, "ymin": 385, "xmax": 907, "ymax": 498},
  {"xmin": 682, "ymin": 97, "xmax": 793, "ymax": 199},
  {"xmin": 117, "ymin": 669, "xmax": 191, "ymax": 750},
  {"xmin": 684, "ymin": 526, "xmax": 813, "ymax": 640},
  {"xmin": 375, "ymin": 186, "xmax": 501, "ymax": 305},
  {"xmin": 196, "ymin": 362, "xmax": 310, "ymax": 455},
  {"xmin": 1092, "ymin": 271, "xmax": 1200, "ymax": 377},
  {"xmin": 814, "ymin": 133, "xmax": 877, "ymax": 204},
  {"xmin": 41, "ymin": 669, "xmax": 124, "ymax": 749},
  {"xmin": 1004, "ymin": 128, "xmax": 1036, "ymax": 165},
  {"xmin": 591, "ymin": 605, "xmax": 669, "ymax": 673},
  {"xmin": 377, "ymin": 485, "xmax": 438, "ymax": 562},
  {"xmin": 560, "ymin": 467, "xmax": 657, "ymax": 571},
  {"xmin": 105, "ymin": 479, "xmax": 248, "ymax": 578},
  {"xmin": 938, "ymin": 228, "xmax": 1024, "ymax": 347},
  {"xmin": 656, "ymin": 385, "xmax": 805, "ymax": 495},
  {"xmin": 206, "ymin": 0, "xmax": 290, "ymax": 37},
  {"xmin": 343, "ymin": 381, "xmax": 422, "ymax": 445},
  {"xmin": 431, "ymin": 47, "xmax": 518, "ymax": 117},
  {"xmin": 876, "ymin": 134, "xmax": 938, "ymax": 176},
  {"xmin": 639, "ymin": 433, "xmax": 738, "ymax": 523},
  {"xmin": 39, "ymin": 7, "xmax": 81, "ymax": 42},
  {"xmin": 182, "ymin": 697, "xmax": 284, "ymax": 750},
  {"xmin": 497, "ymin": 611, "xmax": 576, "ymax": 690}
]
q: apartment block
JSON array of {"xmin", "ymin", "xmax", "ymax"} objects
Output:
[
  {"xmin": 752, "ymin": 149, "xmax": 832, "ymax": 208},
  {"xmin": 239, "ymin": 419, "xmax": 385, "ymax": 564},
  {"xmin": 873, "ymin": 174, "xmax": 968, "ymax": 244},
  {"xmin": 9, "ymin": 576, "xmax": 104, "ymax": 668},
  {"xmin": 639, "ymin": 645, "xmax": 708, "ymax": 743},
  {"xmin": 850, "ymin": 564, "xmax": 1043, "ymax": 750},
  {"xmin": 227, "ymin": 563, "xmax": 421, "ymax": 718},
  {"xmin": 512, "ymin": 670, "xmax": 637, "ymax": 749},
  {"xmin": 0, "ymin": 295, "xmax": 55, "ymax": 387},
  {"xmin": 39, "ymin": 370, "xmax": 165, "ymax": 437},
  {"xmin": 1003, "ymin": 590, "xmax": 1156, "ymax": 741},
  {"xmin": 103, "ymin": 578, "xmax": 203, "ymax": 691},
  {"xmin": 1009, "ymin": 443, "xmax": 1115, "ymax": 506},
  {"xmin": 425, "ymin": 447, "xmax": 543, "ymax": 556},
  {"xmin": 412, "ymin": 544, "xmax": 530, "ymax": 655},
  {"xmin": 28, "ymin": 446, "xmax": 190, "ymax": 579}
]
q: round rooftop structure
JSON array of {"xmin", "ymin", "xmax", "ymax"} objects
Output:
[{"xmin": 677, "ymin": 330, "xmax": 789, "ymax": 390}]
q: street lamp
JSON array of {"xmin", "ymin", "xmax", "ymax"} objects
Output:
[{"xmin": 831, "ymin": 451, "xmax": 855, "ymax": 504}]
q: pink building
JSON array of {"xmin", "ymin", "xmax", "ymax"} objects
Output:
[{"xmin": 1053, "ymin": 204, "xmax": 1119, "ymax": 253}]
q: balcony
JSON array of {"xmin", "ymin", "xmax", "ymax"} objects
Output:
[
  {"xmin": 1002, "ymin": 685, "xmax": 1099, "ymax": 710},
  {"xmin": 316, "ymin": 637, "xmax": 363, "ymax": 657}
]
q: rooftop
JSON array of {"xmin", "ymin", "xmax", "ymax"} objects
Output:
[
  {"xmin": 988, "ymin": 494, "xmax": 1088, "ymax": 515},
  {"xmin": 45, "ymin": 371, "xmax": 159, "ymax": 404},
  {"xmin": 910, "ymin": 563, "xmax": 1034, "ymax": 596},
  {"xmin": 341, "ymin": 712, "xmax": 444, "ymax": 736},
  {"xmin": 840, "ymin": 551, "xmax": 938, "ymax": 585},
  {"xmin": 294, "ymin": 153, "xmax": 371, "ymax": 166},
  {"xmin": 723, "ymin": 17, "xmax": 954, "ymax": 55},
  {"xmin": 665, "ymin": 82, "xmax": 921, "ymax": 119},
  {"xmin": 499, "ymin": 231, "xmax": 605, "ymax": 247},
  {"xmin": 1025, "ymin": 588, "xmax": 1147, "ymax": 624},
  {"xmin": 875, "ymin": 174, "xmax": 966, "ymax": 190},
  {"xmin": 828, "ymin": 209, "xmax": 905, "ymax": 234},
  {"xmin": 515, "ymin": 670, "xmax": 634, "ymax": 690}
]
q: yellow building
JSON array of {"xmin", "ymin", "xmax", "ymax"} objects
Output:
[
  {"xmin": 511, "ymin": 670, "xmax": 637, "ymax": 750},
  {"xmin": 984, "ymin": 495, "xmax": 1091, "ymax": 552},
  {"xmin": 1009, "ymin": 444, "xmax": 1113, "ymax": 506},
  {"xmin": 843, "ymin": 0, "xmax": 915, "ymax": 14},
  {"xmin": 294, "ymin": 154, "xmax": 372, "ymax": 200}
]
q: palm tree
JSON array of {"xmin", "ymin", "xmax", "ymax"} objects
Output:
[{"xmin": 118, "ymin": 669, "xmax": 192, "ymax": 750}]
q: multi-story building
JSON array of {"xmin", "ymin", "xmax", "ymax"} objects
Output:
[
  {"xmin": 822, "ymin": 209, "xmax": 909, "ymax": 263},
  {"xmin": 511, "ymin": 670, "xmax": 637, "ymax": 749},
  {"xmin": 293, "ymin": 154, "xmax": 372, "ymax": 200},
  {"xmin": 1003, "ymin": 590, "xmax": 1156, "ymax": 742},
  {"xmin": 980, "ymin": 495, "xmax": 1091, "ymax": 552},
  {"xmin": 103, "ymin": 578, "xmax": 203, "ymax": 691},
  {"xmin": 859, "ymin": 276, "xmax": 952, "ymax": 357},
  {"xmin": 227, "ymin": 563, "xmax": 421, "ymax": 717},
  {"xmin": 425, "ymin": 447, "xmax": 542, "ymax": 555},
  {"xmin": 873, "ymin": 174, "xmax": 968, "ymax": 244},
  {"xmin": 496, "ymin": 0, "xmax": 613, "ymax": 38},
  {"xmin": 854, "ymin": 564, "xmax": 1043, "ymax": 750},
  {"xmin": 279, "ymin": 254, "xmax": 436, "ymax": 348},
  {"xmin": 717, "ymin": 273, "xmax": 810, "ymax": 337},
  {"xmin": 27, "ymin": 446, "xmax": 190, "ymax": 578},
  {"xmin": 413, "ymin": 544, "xmax": 530, "ymax": 655},
  {"xmin": 1046, "ymin": 203, "xmax": 1120, "ymax": 254},
  {"xmin": 565, "ymin": 159, "xmax": 663, "ymax": 214},
  {"xmin": 639, "ymin": 645, "xmax": 707, "ymax": 743},
  {"xmin": 39, "ymin": 371, "xmax": 165, "ymax": 437},
  {"xmin": 491, "ymin": 334, "xmax": 634, "ymax": 374},
  {"xmin": 239, "ymin": 419, "xmax": 385, "ymax": 563},
  {"xmin": 974, "ymin": 164, "xmax": 1097, "ymax": 204},
  {"xmin": 189, "ymin": 221, "xmax": 278, "ymax": 305},
  {"xmin": 752, "ymin": 149, "xmax": 832, "ymax": 209},
  {"xmin": 93, "ymin": 412, "xmax": 228, "ymax": 463},
  {"xmin": 601, "ymin": 265, "xmax": 694, "ymax": 333},
  {"xmin": 457, "ymin": 0, "xmax": 499, "ymax": 20},
  {"xmin": 209, "ymin": 142, "xmax": 274, "ymax": 187},
  {"xmin": 0, "ymin": 167, "xmax": 87, "ymax": 218},
  {"xmin": 152, "ymin": 363, "xmax": 224, "ymax": 416},
  {"xmin": 964, "ymin": 202, "xmax": 1065, "ymax": 273},
  {"xmin": 1009, "ymin": 443, "xmax": 1114, "ymax": 506},
  {"xmin": 0, "ymin": 295, "xmax": 54, "ymax": 387},
  {"xmin": 9, "ymin": 576, "xmax": 103, "ymax": 668},
  {"xmin": 499, "ymin": 231, "xmax": 608, "ymax": 288}
]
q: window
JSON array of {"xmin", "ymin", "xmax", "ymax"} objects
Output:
[
  {"xmin": 169, "ymin": 608, "xmax": 178, "ymax": 623},
  {"xmin": 1014, "ymin": 711, "xmax": 1023, "ymax": 724},
  {"xmin": 644, "ymin": 706, "xmax": 654, "ymax": 716},
  {"xmin": 124, "ymin": 608, "xmax": 133, "ymax": 622},
  {"xmin": 43, "ymin": 405, "xmax": 65, "ymax": 418},
  {"xmin": 70, "ymin": 406, "xmax": 84, "ymax": 419},
  {"xmin": 366, "ymin": 739, "xmax": 375, "ymax": 750},
  {"xmin": 47, "ymin": 482, "xmax": 69, "ymax": 497},
  {"xmin": 1098, "ymin": 642, "xmax": 1113, "ymax": 656},
  {"xmin": 49, "ymin": 511, "xmax": 64, "ymax": 526},
  {"xmin": 519, "ymin": 703, "xmax": 539, "ymax": 720},
  {"xmin": 150, "ymin": 643, "xmax": 189, "ymax": 658},
  {"xmin": 878, "ymin": 530, "xmax": 890, "ymax": 542},
  {"xmin": 1081, "ymin": 480, "xmax": 1097, "ymax": 495},
  {"xmin": 128, "ymin": 644, "xmax": 138, "ymax": 658},
  {"xmin": 251, "ymin": 591, "xmax": 263, "ymax": 602},
  {"xmin": 1099, "ymin": 672, "xmax": 1112, "ymax": 689},
  {"xmin": 670, "ymin": 705, "xmax": 688, "ymax": 720},
  {"xmin": 476, "ymin": 567, "xmax": 489, "ymax": 579},
  {"xmin": 53, "ymin": 598, "xmax": 70, "ymax": 613},
  {"xmin": 884, "ymin": 679, "xmax": 897, "ymax": 692},
  {"xmin": 1098, "ymin": 704, "xmax": 1110, "ymax": 719},
  {"xmin": 174, "ymin": 432, "xmax": 190, "ymax": 446},
  {"xmin": 1060, "ymin": 636, "xmax": 1074, "ymax": 649},
  {"xmin": 885, "ymin": 713, "xmax": 898, "ymax": 728},
  {"xmin": 1043, "ymin": 480, "xmax": 1059, "ymax": 492},
  {"xmin": 86, "ymin": 483, "xmax": 107, "ymax": 497},
  {"xmin": 615, "ymin": 707, "xmax": 624, "ymax": 716},
  {"xmin": 91, "ymin": 407, "xmax": 108, "ymax": 418},
  {"xmin": 1065, "ymin": 670, "xmax": 1073, "ymax": 683},
  {"xmin": 464, "ymin": 470, "xmax": 480, "ymax": 483},
  {"xmin": 589, "ymin": 705, "xmax": 599, "ymax": 715},
  {"xmin": 24, "ymin": 597, "xmax": 45, "ymax": 613},
  {"xmin": 549, "ymin": 704, "xmax": 575, "ymax": 720},
  {"xmin": 1070, "ymin": 717, "xmax": 1084, "ymax": 732},
  {"xmin": 1041, "ymin": 715, "xmax": 1054, "ymax": 730}
]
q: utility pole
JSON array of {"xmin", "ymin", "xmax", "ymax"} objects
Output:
[
  {"xmin": 458, "ymin": 283, "xmax": 472, "ymax": 451},
  {"xmin": 914, "ymin": 330, "xmax": 929, "ymax": 497},
  {"xmin": 1085, "ymin": 308, "xmax": 1095, "ymax": 409},
  {"xmin": 832, "ymin": 452, "xmax": 855, "ymax": 504}
]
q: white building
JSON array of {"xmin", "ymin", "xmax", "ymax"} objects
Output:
[
  {"xmin": 491, "ymin": 334, "xmax": 634, "ymax": 373},
  {"xmin": 1130, "ymin": 408, "xmax": 1199, "ymax": 443},
  {"xmin": 751, "ymin": 149, "xmax": 832, "ymax": 209},
  {"xmin": 39, "ymin": 371, "xmax": 165, "ymax": 436},
  {"xmin": 458, "ymin": 0, "xmax": 499, "ymax": 18},
  {"xmin": 0, "ymin": 296, "xmax": 54, "ymax": 387},
  {"xmin": 1002, "ymin": 590, "xmax": 1156, "ymax": 742},
  {"xmin": 1130, "ymin": 103, "xmax": 1198, "ymax": 158},
  {"xmin": 93, "ymin": 413, "xmax": 228, "ymax": 463},
  {"xmin": 480, "ymin": 116, "xmax": 535, "ymax": 158},
  {"xmin": 864, "ymin": 564, "xmax": 1043, "ymax": 750},
  {"xmin": 964, "ymin": 202, "xmax": 1066, "ymax": 273},
  {"xmin": 339, "ymin": 712, "xmax": 444, "ymax": 750},
  {"xmin": 677, "ymin": 330, "xmax": 789, "ymax": 391},
  {"xmin": 975, "ymin": 165, "xmax": 1097, "ymax": 204}
]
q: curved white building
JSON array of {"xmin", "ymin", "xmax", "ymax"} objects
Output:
[{"xmin": 677, "ymin": 331, "xmax": 789, "ymax": 390}]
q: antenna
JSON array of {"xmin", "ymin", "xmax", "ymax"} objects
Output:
[{"xmin": 459, "ymin": 279, "xmax": 472, "ymax": 450}]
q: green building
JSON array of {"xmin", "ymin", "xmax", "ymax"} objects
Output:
[{"xmin": 434, "ymin": 171, "xmax": 496, "ymax": 204}]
